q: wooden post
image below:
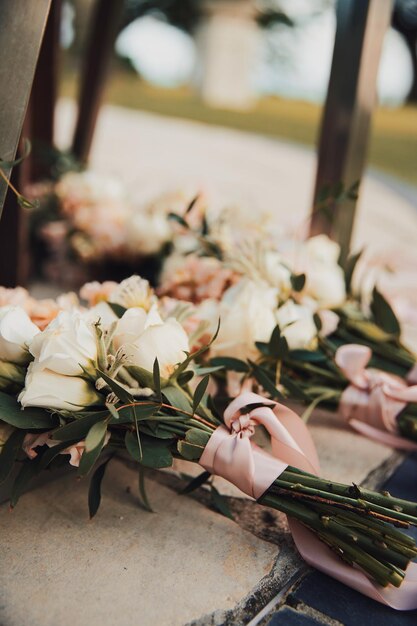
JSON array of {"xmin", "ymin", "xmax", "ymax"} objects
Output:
[
  {"xmin": 0, "ymin": 0, "xmax": 52, "ymax": 286},
  {"xmin": 309, "ymin": 0, "xmax": 393, "ymax": 263},
  {"xmin": 72, "ymin": 0, "xmax": 124, "ymax": 164},
  {"xmin": 28, "ymin": 0, "xmax": 62, "ymax": 182},
  {"xmin": 0, "ymin": 0, "xmax": 52, "ymax": 215}
]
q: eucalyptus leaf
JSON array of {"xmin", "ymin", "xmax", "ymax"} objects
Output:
[
  {"xmin": 153, "ymin": 358, "xmax": 162, "ymax": 401},
  {"xmin": 10, "ymin": 460, "xmax": 41, "ymax": 508},
  {"xmin": 371, "ymin": 287, "xmax": 401, "ymax": 336},
  {"xmin": 177, "ymin": 439, "xmax": 204, "ymax": 461},
  {"xmin": 96, "ymin": 369, "xmax": 134, "ymax": 403},
  {"xmin": 192, "ymin": 375, "xmax": 209, "ymax": 413},
  {"xmin": 85, "ymin": 420, "xmax": 108, "ymax": 453},
  {"xmin": 88, "ymin": 456, "xmax": 112, "ymax": 519},
  {"xmin": 107, "ymin": 302, "xmax": 127, "ymax": 318},
  {"xmin": 290, "ymin": 273, "xmax": 306, "ymax": 292},
  {"xmin": 0, "ymin": 391, "xmax": 59, "ymax": 429},
  {"xmin": 125, "ymin": 432, "xmax": 173, "ymax": 468},
  {"xmin": 249, "ymin": 361, "xmax": 284, "ymax": 400},
  {"xmin": 185, "ymin": 428, "xmax": 211, "ymax": 447},
  {"xmin": 138, "ymin": 466, "xmax": 154, "ymax": 512},
  {"xmin": 0, "ymin": 429, "xmax": 25, "ymax": 484},
  {"xmin": 163, "ymin": 386, "xmax": 193, "ymax": 414},
  {"xmin": 209, "ymin": 357, "xmax": 249, "ymax": 373},
  {"xmin": 180, "ymin": 470, "xmax": 211, "ymax": 494},
  {"xmin": 52, "ymin": 411, "xmax": 108, "ymax": 441}
]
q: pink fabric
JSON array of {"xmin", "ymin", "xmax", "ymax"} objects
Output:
[
  {"xmin": 199, "ymin": 391, "xmax": 417, "ymax": 610},
  {"xmin": 335, "ymin": 344, "xmax": 417, "ymax": 451},
  {"xmin": 407, "ymin": 362, "xmax": 417, "ymax": 385}
]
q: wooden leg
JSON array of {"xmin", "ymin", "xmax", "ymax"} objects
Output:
[
  {"xmin": 72, "ymin": 0, "xmax": 124, "ymax": 164},
  {"xmin": 309, "ymin": 0, "xmax": 393, "ymax": 263}
]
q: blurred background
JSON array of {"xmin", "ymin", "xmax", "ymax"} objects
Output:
[{"xmin": 58, "ymin": 0, "xmax": 417, "ymax": 184}]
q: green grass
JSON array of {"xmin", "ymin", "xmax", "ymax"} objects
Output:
[{"xmin": 62, "ymin": 70, "xmax": 417, "ymax": 186}]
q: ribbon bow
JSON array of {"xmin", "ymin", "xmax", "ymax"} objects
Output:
[
  {"xmin": 335, "ymin": 344, "xmax": 417, "ymax": 451},
  {"xmin": 199, "ymin": 391, "xmax": 417, "ymax": 609}
]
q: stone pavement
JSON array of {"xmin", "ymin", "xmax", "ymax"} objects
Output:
[{"xmin": 1, "ymin": 103, "xmax": 416, "ymax": 625}]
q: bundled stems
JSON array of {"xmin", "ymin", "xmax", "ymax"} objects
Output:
[{"xmin": 258, "ymin": 468, "xmax": 417, "ymax": 588}]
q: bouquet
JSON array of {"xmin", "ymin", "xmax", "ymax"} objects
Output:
[{"xmin": 1, "ymin": 276, "xmax": 417, "ymax": 609}]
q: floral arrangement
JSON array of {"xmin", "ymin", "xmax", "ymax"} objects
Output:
[
  {"xmin": 28, "ymin": 171, "xmax": 208, "ymax": 287},
  {"xmin": 1, "ymin": 275, "xmax": 417, "ymax": 608}
]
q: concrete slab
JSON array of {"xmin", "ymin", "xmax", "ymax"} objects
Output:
[{"xmin": 0, "ymin": 459, "xmax": 277, "ymax": 626}]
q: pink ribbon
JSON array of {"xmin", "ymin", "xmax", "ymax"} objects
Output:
[
  {"xmin": 335, "ymin": 344, "xmax": 417, "ymax": 451},
  {"xmin": 199, "ymin": 391, "xmax": 417, "ymax": 610}
]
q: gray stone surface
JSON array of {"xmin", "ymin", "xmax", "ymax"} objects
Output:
[{"xmin": 0, "ymin": 459, "xmax": 277, "ymax": 626}]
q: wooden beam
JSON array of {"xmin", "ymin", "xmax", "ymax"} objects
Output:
[
  {"xmin": 310, "ymin": 0, "xmax": 393, "ymax": 262},
  {"xmin": 0, "ymin": 0, "xmax": 52, "ymax": 216},
  {"xmin": 72, "ymin": 0, "xmax": 124, "ymax": 163}
]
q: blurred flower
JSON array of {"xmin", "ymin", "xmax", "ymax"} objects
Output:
[
  {"xmin": 275, "ymin": 300, "xmax": 317, "ymax": 350},
  {"xmin": 80, "ymin": 281, "xmax": 119, "ymax": 306},
  {"xmin": 110, "ymin": 276, "xmax": 157, "ymax": 311},
  {"xmin": 29, "ymin": 310, "xmax": 97, "ymax": 376},
  {"xmin": 0, "ymin": 306, "xmax": 40, "ymax": 364}
]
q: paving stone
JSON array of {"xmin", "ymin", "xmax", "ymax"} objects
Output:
[
  {"xmin": 288, "ymin": 571, "xmax": 417, "ymax": 626},
  {"xmin": 0, "ymin": 459, "xmax": 277, "ymax": 626},
  {"xmin": 266, "ymin": 606, "xmax": 325, "ymax": 626}
]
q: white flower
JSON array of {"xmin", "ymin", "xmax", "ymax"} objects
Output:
[
  {"xmin": 0, "ymin": 306, "xmax": 40, "ymax": 364},
  {"xmin": 29, "ymin": 310, "xmax": 97, "ymax": 376},
  {"xmin": 126, "ymin": 211, "xmax": 171, "ymax": 255},
  {"xmin": 275, "ymin": 300, "xmax": 317, "ymax": 350},
  {"xmin": 263, "ymin": 251, "xmax": 292, "ymax": 297},
  {"xmin": 55, "ymin": 171, "xmax": 126, "ymax": 208},
  {"xmin": 19, "ymin": 363, "xmax": 102, "ymax": 412},
  {"xmin": 211, "ymin": 279, "xmax": 278, "ymax": 360},
  {"xmin": 303, "ymin": 236, "xmax": 346, "ymax": 308},
  {"xmin": 110, "ymin": 275, "xmax": 157, "ymax": 311},
  {"xmin": 83, "ymin": 301, "xmax": 118, "ymax": 327},
  {"xmin": 113, "ymin": 305, "xmax": 189, "ymax": 378}
]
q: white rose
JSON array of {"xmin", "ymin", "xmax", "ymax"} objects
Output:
[
  {"xmin": 29, "ymin": 311, "xmax": 97, "ymax": 376},
  {"xmin": 0, "ymin": 306, "xmax": 40, "ymax": 364},
  {"xmin": 83, "ymin": 301, "xmax": 118, "ymax": 327},
  {"xmin": 211, "ymin": 279, "xmax": 278, "ymax": 360},
  {"xmin": 110, "ymin": 275, "xmax": 157, "ymax": 311},
  {"xmin": 114, "ymin": 305, "xmax": 189, "ymax": 378},
  {"xmin": 19, "ymin": 363, "xmax": 102, "ymax": 412},
  {"xmin": 263, "ymin": 251, "xmax": 292, "ymax": 298},
  {"xmin": 126, "ymin": 211, "xmax": 171, "ymax": 255},
  {"xmin": 304, "ymin": 236, "xmax": 346, "ymax": 307},
  {"xmin": 276, "ymin": 300, "xmax": 317, "ymax": 350}
]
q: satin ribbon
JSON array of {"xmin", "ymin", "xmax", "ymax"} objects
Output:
[
  {"xmin": 335, "ymin": 344, "xmax": 417, "ymax": 451},
  {"xmin": 199, "ymin": 391, "xmax": 417, "ymax": 610}
]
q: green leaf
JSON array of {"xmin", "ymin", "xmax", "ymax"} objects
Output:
[
  {"xmin": 177, "ymin": 370, "xmax": 194, "ymax": 385},
  {"xmin": 280, "ymin": 375, "xmax": 308, "ymax": 402},
  {"xmin": 290, "ymin": 349, "xmax": 327, "ymax": 363},
  {"xmin": 193, "ymin": 365, "xmax": 223, "ymax": 376},
  {"xmin": 255, "ymin": 341, "xmax": 271, "ymax": 356},
  {"xmin": 85, "ymin": 420, "xmax": 108, "ymax": 453},
  {"xmin": 114, "ymin": 403, "xmax": 159, "ymax": 423},
  {"xmin": 290, "ymin": 273, "xmax": 306, "ymax": 292},
  {"xmin": 185, "ymin": 428, "xmax": 211, "ymax": 447},
  {"xmin": 0, "ymin": 391, "xmax": 58, "ymax": 429},
  {"xmin": 177, "ymin": 439, "xmax": 204, "ymax": 461},
  {"xmin": 210, "ymin": 357, "xmax": 249, "ymax": 373},
  {"xmin": 78, "ymin": 424, "xmax": 108, "ymax": 477},
  {"xmin": 249, "ymin": 361, "xmax": 284, "ymax": 400},
  {"xmin": 180, "ymin": 470, "xmax": 211, "ymax": 494},
  {"xmin": 167, "ymin": 212, "xmax": 189, "ymax": 228},
  {"xmin": 192, "ymin": 375, "xmax": 210, "ymax": 413},
  {"xmin": 163, "ymin": 386, "xmax": 193, "ymax": 414},
  {"xmin": 88, "ymin": 456, "xmax": 112, "ymax": 519},
  {"xmin": 173, "ymin": 319, "xmax": 221, "ymax": 380},
  {"xmin": 211, "ymin": 485, "xmax": 234, "ymax": 519},
  {"xmin": 52, "ymin": 411, "xmax": 108, "ymax": 441},
  {"xmin": 38, "ymin": 440, "xmax": 78, "ymax": 470},
  {"xmin": 0, "ymin": 429, "xmax": 25, "ymax": 484},
  {"xmin": 107, "ymin": 302, "xmax": 127, "ymax": 318},
  {"xmin": 10, "ymin": 460, "xmax": 41, "ymax": 508},
  {"xmin": 0, "ymin": 138, "xmax": 32, "ymax": 168},
  {"xmin": 96, "ymin": 369, "xmax": 134, "ymax": 403},
  {"xmin": 344, "ymin": 250, "xmax": 362, "ymax": 293},
  {"xmin": 371, "ymin": 287, "xmax": 401, "ymax": 336},
  {"xmin": 125, "ymin": 432, "xmax": 173, "ymax": 468},
  {"xmin": 138, "ymin": 466, "xmax": 154, "ymax": 512},
  {"xmin": 126, "ymin": 365, "xmax": 155, "ymax": 389},
  {"xmin": 269, "ymin": 327, "xmax": 289, "ymax": 359},
  {"xmin": 185, "ymin": 195, "xmax": 199, "ymax": 215},
  {"xmin": 153, "ymin": 358, "xmax": 162, "ymax": 401}
]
